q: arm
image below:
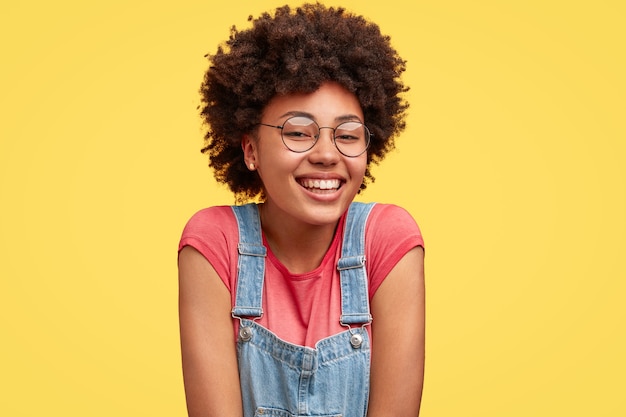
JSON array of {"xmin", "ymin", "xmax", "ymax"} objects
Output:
[
  {"xmin": 367, "ymin": 246, "xmax": 425, "ymax": 417},
  {"xmin": 178, "ymin": 246, "xmax": 243, "ymax": 417}
]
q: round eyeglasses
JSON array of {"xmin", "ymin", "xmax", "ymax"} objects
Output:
[{"xmin": 258, "ymin": 116, "xmax": 371, "ymax": 157}]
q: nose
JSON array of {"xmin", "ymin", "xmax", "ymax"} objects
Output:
[{"xmin": 309, "ymin": 127, "xmax": 340, "ymax": 164}]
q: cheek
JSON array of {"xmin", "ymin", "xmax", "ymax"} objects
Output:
[
  {"xmin": 351, "ymin": 157, "xmax": 368, "ymax": 178},
  {"xmin": 256, "ymin": 150, "xmax": 305, "ymax": 181}
]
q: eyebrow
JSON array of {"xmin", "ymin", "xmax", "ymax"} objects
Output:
[{"xmin": 278, "ymin": 111, "xmax": 363, "ymax": 123}]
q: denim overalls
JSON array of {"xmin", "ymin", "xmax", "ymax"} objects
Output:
[{"xmin": 231, "ymin": 202, "xmax": 376, "ymax": 417}]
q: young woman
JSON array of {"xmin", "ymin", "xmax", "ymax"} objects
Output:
[{"xmin": 178, "ymin": 4, "xmax": 425, "ymax": 416}]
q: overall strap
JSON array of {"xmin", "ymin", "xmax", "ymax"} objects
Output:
[
  {"xmin": 338, "ymin": 202, "xmax": 376, "ymax": 325},
  {"xmin": 231, "ymin": 204, "xmax": 267, "ymax": 318}
]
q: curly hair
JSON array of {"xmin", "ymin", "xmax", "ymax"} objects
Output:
[{"xmin": 200, "ymin": 3, "xmax": 408, "ymax": 201}]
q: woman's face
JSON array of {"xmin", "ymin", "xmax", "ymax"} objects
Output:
[{"xmin": 243, "ymin": 82, "xmax": 368, "ymax": 228}]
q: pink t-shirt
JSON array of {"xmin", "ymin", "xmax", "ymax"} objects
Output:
[{"xmin": 179, "ymin": 203, "xmax": 423, "ymax": 347}]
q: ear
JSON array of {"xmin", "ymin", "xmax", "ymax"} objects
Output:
[{"xmin": 241, "ymin": 134, "xmax": 258, "ymax": 170}]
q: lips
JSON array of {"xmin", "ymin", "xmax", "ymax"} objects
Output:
[{"xmin": 297, "ymin": 178, "xmax": 342, "ymax": 192}]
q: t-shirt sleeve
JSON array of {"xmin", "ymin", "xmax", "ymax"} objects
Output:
[
  {"xmin": 178, "ymin": 206, "xmax": 238, "ymax": 292},
  {"xmin": 365, "ymin": 204, "xmax": 424, "ymax": 297}
]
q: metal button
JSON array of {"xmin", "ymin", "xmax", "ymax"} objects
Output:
[
  {"xmin": 350, "ymin": 332, "xmax": 363, "ymax": 349},
  {"xmin": 239, "ymin": 326, "xmax": 253, "ymax": 342}
]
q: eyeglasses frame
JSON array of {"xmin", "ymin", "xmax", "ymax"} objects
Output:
[{"xmin": 258, "ymin": 116, "xmax": 372, "ymax": 157}]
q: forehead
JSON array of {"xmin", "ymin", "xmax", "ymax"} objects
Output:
[{"xmin": 261, "ymin": 82, "xmax": 364, "ymax": 123}]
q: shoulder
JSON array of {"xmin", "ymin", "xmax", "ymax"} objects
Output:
[
  {"xmin": 178, "ymin": 205, "xmax": 240, "ymax": 291},
  {"xmin": 183, "ymin": 205, "xmax": 236, "ymax": 231},
  {"xmin": 361, "ymin": 203, "xmax": 424, "ymax": 296},
  {"xmin": 367, "ymin": 203, "xmax": 422, "ymax": 239},
  {"xmin": 179, "ymin": 206, "xmax": 238, "ymax": 253}
]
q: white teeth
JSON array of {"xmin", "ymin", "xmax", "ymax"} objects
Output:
[{"xmin": 300, "ymin": 179, "xmax": 341, "ymax": 190}]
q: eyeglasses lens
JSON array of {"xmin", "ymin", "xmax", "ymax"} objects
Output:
[
  {"xmin": 281, "ymin": 117, "xmax": 369, "ymax": 156},
  {"xmin": 281, "ymin": 117, "xmax": 317, "ymax": 152}
]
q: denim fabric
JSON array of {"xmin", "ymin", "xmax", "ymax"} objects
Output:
[{"xmin": 232, "ymin": 202, "xmax": 375, "ymax": 417}]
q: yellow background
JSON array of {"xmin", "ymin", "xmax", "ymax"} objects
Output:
[{"xmin": 1, "ymin": 0, "xmax": 624, "ymax": 415}]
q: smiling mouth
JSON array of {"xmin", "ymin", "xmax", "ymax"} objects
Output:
[{"xmin": 298, "ymin": 178, "xmax": 343, "ymax": 193}]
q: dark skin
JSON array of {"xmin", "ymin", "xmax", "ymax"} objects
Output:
[
  {"xmin": 182, "ymin": 4, "xmax": 421, "ymax": 415},
  {"xmin": 179, "ymin": 84, "xmax": 424, "ymax": 416},
  {"xmin": 179, "ymin": 245, "xmax": 424, "ymax": 417}
]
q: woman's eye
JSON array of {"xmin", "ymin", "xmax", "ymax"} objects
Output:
[
  {"xmin": 284, "ymin": 131, "xmax": 313, "ymax": 139},
  {"xmin": 336, "ymin": 134, "xmax": 359, "ymax": 141}
]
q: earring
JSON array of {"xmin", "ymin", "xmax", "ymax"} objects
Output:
[{"xmin": 249, "ymin": 163, "xmax": 255, "ymax": 170}]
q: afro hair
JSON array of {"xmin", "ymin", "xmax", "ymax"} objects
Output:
[{"xmin": 199, "ymin": 3, "xmax": 409, "ymax": 201}]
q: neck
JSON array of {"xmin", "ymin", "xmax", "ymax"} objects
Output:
[{"xmin": 259, "ymin": 203, "xmax": 339, "ymax": 274}]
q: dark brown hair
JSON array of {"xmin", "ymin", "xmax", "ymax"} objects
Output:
[{"xmin": 200, "ymin": 3, "xmax": 408, "ymax": 201}]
